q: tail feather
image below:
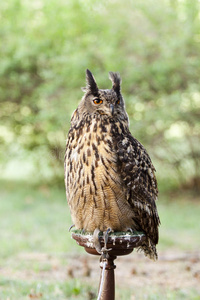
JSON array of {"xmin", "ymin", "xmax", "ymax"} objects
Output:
[{"xmin": 137, "ymin": 238, "xmax": 158, "ymax": 260}]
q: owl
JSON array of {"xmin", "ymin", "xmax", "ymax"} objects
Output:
[{"xmin": 64, "ymin": 69, "xmax": 160, "ymax": 260}]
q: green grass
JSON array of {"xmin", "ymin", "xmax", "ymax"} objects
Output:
[
  {"xmin": 157, "ymin": 194, "xmax": 200, "ymax": 252},
  {"xmin": 0, "ymin": 180, "xmax": 81, "ymax": 259},
  {"xmin": 115, "ymin": 286, "xmax": 200, "ymax": 300},
  {"xmin": 0, "ymin": 180, "xmax": 200, "ymax": 299},
  {"xmin": 0, "ymin": 278, "xmax": 95, "ymax": 300}
]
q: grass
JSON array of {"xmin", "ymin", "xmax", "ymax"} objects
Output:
[
  {"xmin": 0, "ymin": 278, "xmax": 95, "ymax": 300},
  {"xmin": 157, "ymin": 194, "xmax": 200, "ymax": 252},
  {"xmin": 0, "ymin": 180, "xmax": 200, "ymax": 299},
  {"xmin": 0, "ymin": 180, "xmax": 79, "ymax": 259}
]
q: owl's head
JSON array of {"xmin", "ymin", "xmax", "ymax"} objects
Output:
[{"xmin": 78, "ymin": 69, "xmax": 128, "ymax": 122}]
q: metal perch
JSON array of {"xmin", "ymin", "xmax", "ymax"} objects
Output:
[{"xmin": 71, "ymin": 230, "xmax": 147, "ymax": 300}]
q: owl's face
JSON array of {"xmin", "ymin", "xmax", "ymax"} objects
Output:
[{"xmin": 78, "ymin": 69, "xmax": 128, "ymax": 122}]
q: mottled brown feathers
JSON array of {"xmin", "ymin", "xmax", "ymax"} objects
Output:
[
  {"xmin": 85, "ymin": 69, "xmax": 99, "ymax": 96},
  {"xmin": 109, "ymin": 71, "xmax": 121, "ymax": 95},
  {"xmin": 65, "ymin": 70, "xmax": 160, "ymax": 260}
]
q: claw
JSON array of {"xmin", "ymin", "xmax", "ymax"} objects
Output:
[
  {"xmin": 126, "ymin": 228, "xmax": 133, "ymax": 234},
  {"xmin": 103, "ymin": 228, "xmax": 113, "ymax": 247},
  {"xmin": 68, "ymin": 224, "xmax": 75, "ymax": 232},
  {"xmin": 93, "ymin": 228, "xmax": 113, "ymax": 257},
  {"xmin": 100, "ymin": 228, "xmax": 113, "ymax": 259}
]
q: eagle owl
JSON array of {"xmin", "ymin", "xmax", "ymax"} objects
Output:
[{"xmin": 64, "ymin": 69, "xmax": 160, "ymax": 260}]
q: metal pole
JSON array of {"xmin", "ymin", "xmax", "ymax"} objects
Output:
[{"xmin": 98, "ymin": 255, "xmax": 116, "ymax": 300}]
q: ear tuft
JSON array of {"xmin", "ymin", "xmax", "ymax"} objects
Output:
[
  {"xmin": 85, "ymin": 69, "xmax": 99, "ymax": 95},
  {"xmin": 109, "ymin": 72, "xmax": 121, "ymax": 95}
]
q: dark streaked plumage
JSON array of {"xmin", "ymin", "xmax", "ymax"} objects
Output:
[{"xmin": 64, "ymin": 69, "xmax": 160, "ymax": 260}]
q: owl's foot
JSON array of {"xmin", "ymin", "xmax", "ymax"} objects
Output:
[
  {"xmin": 93, "ymin": 228, "xmax": 113, "ymax": 257},
  {"xmin": 93, "ymin": 228, "xmax": 102, "ymax": 254},
  {"xmin": 68, "ymin": 224, "xmax": 75, "ymax": 232},
  {"xmin": 103, "ymin": 228, "xmax": 113, "ymax": 248},
  {"xmin": 100, "ymin": 228, "xmax": 113, "ymax": 259}
]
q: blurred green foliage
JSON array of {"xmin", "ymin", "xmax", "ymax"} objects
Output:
[{"xmin": 0, "ymin": 0, "xmax": 200, "ymax": 190}]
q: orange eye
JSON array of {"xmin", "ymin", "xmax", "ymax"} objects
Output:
[
  {"xmin": 93, "ymin": 99, "xmax": 103, "ymax": 105},
  {"xmin": 116, "ymin": 99, "xmax": 120, "ymax": 105}
]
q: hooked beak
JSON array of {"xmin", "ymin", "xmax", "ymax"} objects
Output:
[{"xmin": 110, "ymin": 104, "xmax": 114, "ymax": 116}]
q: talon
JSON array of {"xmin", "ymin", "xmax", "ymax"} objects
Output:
[
  {"xmin": 126, "ymin": 228, "xmax": 133, "ymax": 234},
  {"xmin": 93, "ymin": 228, "xmax": 114, "ymax": 255},
  {"xmin": 68, "ymin": 224, "xmax": 75, "ymax": 232},
  {"xmin": 103, "ymin": 228, "xmax": 113, "ymax": 250}
]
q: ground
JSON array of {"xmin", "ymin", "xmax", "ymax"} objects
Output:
[{"xmin": 1, "ymin": 249, "xmax": 200, "ymax": 299}]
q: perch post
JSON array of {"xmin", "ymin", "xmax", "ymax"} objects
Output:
[{"xmin": 71, "ymin": 231, "xmax": 147, "ymax": 300}]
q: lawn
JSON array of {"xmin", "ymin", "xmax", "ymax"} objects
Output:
[{"xmin": 0, "ymin": 180, "xmax": 200, "ymax": 299}]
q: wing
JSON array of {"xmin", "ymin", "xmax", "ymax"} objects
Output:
[{"xmin": 116, "ymin": 132, "xmax": 160, "ymax": 244}]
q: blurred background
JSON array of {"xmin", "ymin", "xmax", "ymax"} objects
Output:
[{"xmin": 0, "ymin": 0, "xmax": 200, "ymax": 299}]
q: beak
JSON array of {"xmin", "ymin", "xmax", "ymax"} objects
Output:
[{"xmin": 110, "ymin": 104, "xmax": 114, "ymax": 116}]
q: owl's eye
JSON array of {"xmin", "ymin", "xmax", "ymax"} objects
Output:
[
  {"xmin": 93, "ymin": 99, "xmax": 103, "ymax": 105},
  {"xmin": 116, "ymin": 99, "xmax": 120, "ymax": 105}
]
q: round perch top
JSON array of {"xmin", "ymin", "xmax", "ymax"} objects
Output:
[{"xmin": 71, "ymin": 230, "xmax": 147, "ymax": 257}]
